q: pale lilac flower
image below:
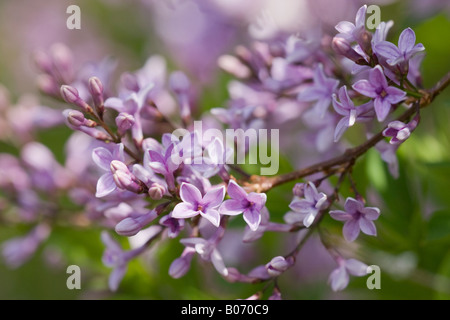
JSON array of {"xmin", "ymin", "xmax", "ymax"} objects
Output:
[
  {"xmin": 332, "ymin": 86, "xmax": 374, "ymax": 142},
  {"xmin": 219, "ymin": 180, "xmax": 267, "ymax": 231},
  {"xmin": 328, "ymin": 257, "xmax": 368, "ymax": 291},
  {"xmin": 297, "ymin": 64, "xmax": 339, "ymax": 117},
  {"xmin": 172, "ymin": 182, "xmax": 225, "ymax": 227},
  {"xmin": 375, "ymin": 28, "xmax": 425, "ymax": 67},
  {"xmin": 101, "ymin": 231, "xmax": 149, "ymax": 291},
  {"xmin": 92, "ymin": 143, "xmax": 125, "ymax": 198},
  {"xmin": 335, "ymin": 5, "xmax": 367, "ymax": 43},
  {"xmin": 383, "ymin": 117, "xmax": 419, "ymax": 145},
  {"xmin": 353, "ymin": 65, "xmax": 406, "ymax": 122},
  {"xmin": 192, "ymin": 137, "xmax": 233, "ymax": 179},
  {"xmin": 146, "ymin": 143, "xmax": 179, "ymax": 191},
  {"xmin": 160, "ymin": 214, "xmax": 185, "ymax": 238},
  {"xmin": 330, "ymin": 197, "xmax": 381, "ymax": 242},
  {"xmin": 179, "ymin": 237, "xmax": 228, "ymax": 277},
  {"xmin": 2, "ymin": 224, "xmax": 51, "ymax": 268},
  {"xmin": 288, "ymin": 182, "xmax": 327, "ymax": 228}
]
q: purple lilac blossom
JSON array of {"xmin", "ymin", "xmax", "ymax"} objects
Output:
[
  {"xmin": 219, "ymin": 180, "xmax": 267, "ymax": 231},
  {"xmin": 328, "ymin": 257, "xmax": 368, "ymax": 291},
  {"xmin": 353, "ymin": 65, "xmax": 406, "ymax": 122},
  {"xmin": 172, "ymin": 182, "xmax": 225, "ymax": 227},
  {"xmin": 92, "ymin": 143, "xmax": 125, "ymax": 197},
  {"xmin": 330, "ymin": 197, "xmax": 381, "ymax": 242},
  {"xmin": 288, "ymin": 182, "xmax": 327, "ymax": 228}
]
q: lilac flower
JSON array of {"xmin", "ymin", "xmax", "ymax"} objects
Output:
[
  {"xmin": 332, "ymin": 86, "xmax": 374, "ymax": 142},
  {"xmin": 92, "ymin": 143, "xmax": 125, "ymax": 197},
  {"xmin": 383, "ymin": 116, "xmax": 419, "ymax": 145},
  {"xmin": 335, "ymin": 5, "xmax": 367, "ymax": 43},
  {"xmin": 104, "ymin": 83, "xmax": 154, "ymax": 145},
  {"xmin": 101, "ymin": 231, "xmax": 149, "ymax": 291},
  {"xmin": 110, "ymin": 160, "xmax": 145, "ymax": 194},
  {"xmin": 297, "ymin": 64, "xmax": 339, "ymax": 117},
  {"xmin": 179, "ymin": 237, "xmax": 228, "ymax": 277},
  {"xmin": 172, "ymin": 182, "xmax": 225, "ymax": 227},
  {"xmin": 328, "ymin": 257, "xmax": 368, "ymax": 291},
  {"xmin": 330, "ymin": 197, "xmax": 381, "ymax": 242},
  {"xmin": 192, "ymin": 137, "xmax": 233, "ymax": 179},
  {"xmin": 2, "ymin": 224, "xmax": 51, "ymax": 268},
  {"xmin": 219, "ymin": 180, "xmax": 267, "ymax": 231},
  {"xmin": 146, "ymin": 143, "xmax": 179, "ymax": 191},
  {"xmin": 160, "ymin": 214, "xmax": 185, "ymax": 239},
  {"xmin": 288, "ymin": 182, "xmax": 327, "ymax": 228},
  {"xmin": 353, "ymin": 65, "xmax": 406, "ymax": 122},
  {"xmin": 375, "ymin": 28, "xmax": 425, "ymax": 67}
]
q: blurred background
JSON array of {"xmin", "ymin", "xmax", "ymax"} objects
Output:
[{"xmin": 0, "ymin": 0, "xmax": 449, "ymax": 299}]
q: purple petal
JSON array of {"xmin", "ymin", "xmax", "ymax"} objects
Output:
[
  {"xmin": 353, "ymin": 80, "xmax": 377, "ymax": 98},
  {"xmin": 227, "ymin": 180, "xmax": 247, "ymax": 201},
  {"xmin": 201, "ymin": 208, "xmax": 221, "ymax": 227},
  {"xmin": 171, "ymin": 202, "xmax": 198, "ymax": 219},
  {"xmin": 104, "ymin": 97, "xmax": 124, "ymax": 112},
  {"xmin": 329, "ymin": 210, "xmax": 353, "ymax": 221},
  {"xmin": 109, "ymin": 264, "xmax": 127, "ymax": 292},
  {"xmin": 243, "ymin": 208, "xmax": 262, "ymax": 231},
  {"xmin": 211, "ymin": 249, "xmax": 228, "ymax": 276},
  {"xmin": 329, "ymin": 266, "xmax": 349, "ymax": 292},
  {"xmin": 345, "ymin": 259, "xmax": 368, "ymax": 276},
  {"xmin": 334, "ymin": 117, "xmax": 350, "ymax": 142},
  {"xmin": 370, "ymin": 65, "xmax": 388, "ymax": 89},
  {"xmin": 355, "ymin": 5, "xmax": 367, "ymax": 29},
  {"xmin": 297, "ymin": 86, "xmax": 322, "ymax": 102},
  {"xmin": 303, "ymin": 212, "xmax": 316, "ymax": 228},
  {"xmin": 343, "ymin": 219, "xmax": 360, "ymax": 242},
  {"xmin": 179, "ymin": 183, "xmax": 203, "ymax": 205},
  {"xmin": 203, "ymin": 186, "xmax": 225, "ymax": 208},
  {"xmin": 333, "ymin": 97, "xmax": 349, "ymax": 116},
  {"xmin": 398, "ymin": 28, "xmax": 416, "ymax": 53},
  {"xmin": 385, "ymin": 86, "xmax": 406, "ymax": 104},
  {"xmin": 92, "ymin": 147, "xmax": 113, "ymax": 171},
  {"xmin": 362, "ymin": 207, "xmax": 380, "ymax": 220},
  {"xmin": 374, "ymin": 98, "xmax": 391, "ymax": 122},
  {"xmin": 246, "ymin": 192, "xmax": 267, "ymax": 211},
  {"xmin": 289, "ymin": 199, "xmax": 312, "ymax": 213},
  {"xmin": 220, "ymin": 199, "xmax": 245, "ymax": 216},
  {"xmin": 335, "ymin": 21, "xmax": 355, "ymax": 34},
  {"xmin": 344, "ymin": 197, "xmax": 363, "ymax": 215},
  {"xmin": 96, "ymin": 173, "xmax": 117, "ymax": 198},
  {"xmin": 408, "ymin": 43, "xmax": 425, "ymax": 56},
  {"xmin": 359, "ymin": 218, "xmax": 377, "ymax": 236},
  {"xmin": 338, "ymin": 86, "xmax": 353, "ymax": 109},
  {"xmin": 375, "ymin": 41, "xmax": 401, "ymax": 61}
]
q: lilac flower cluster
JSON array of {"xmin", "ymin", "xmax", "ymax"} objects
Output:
[{"xmin": 0, "ymin": 3, "xmax": 443, "ymax": 299}]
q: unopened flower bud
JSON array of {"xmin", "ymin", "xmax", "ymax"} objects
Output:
[
  {"xmin": 169, "ymin": 248, "xmax": 195, "ymax": 279},
  {"xmin": 33, "ymin": 50, "xmax": 52, "ymax": 73},
  {"xmin": 111, "ymin": 160, "xmax": 144, "ymax": 193},
  {"xmin": 50, "ymin": 43, "xmax": 74, "ymax": 83},
  {"xmin": 332, "ymin": 36, "xmax": 366, "ymax": 65},
  {"xmin": 60, "ymin": 85, "xmax": 93, "ymax": 113},
  {"xmin": 292, "ymin": 183, "xmax": 305, "ymax": 198},
  {"xmin": 37, "ymin": 75, "xmax": 59, "ymax": 96},
  {"xmin": 265, "ymin": 256, "xmax": 294, "ymax": 277},
  {"xmin": 115, "ymin": 211, "xmax": 157, "ymax": 237},
  {"xmin": 88, "ymin": 77, "xmax": 104, "ymax": 112},
  {"xmin": 148, "ymin": 182, "xmax": 165, "ymax": 200},
  {"xmin": 115, "ymin": 112, "xmax": 135, "ymax": 135}
]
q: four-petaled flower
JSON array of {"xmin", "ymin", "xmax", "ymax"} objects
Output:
[
  {"xmin": 219, "ymin": 180, "xmax": 267, "ymax": 231},
  {"xmin": 353, "ymin": 65, "xmax": 406, "ymax": 122},
  {"xmin": 332, "ymin": 86, "xmax": 374, "ymax": 142},
  {"xmin": 328, "ymin": 257, "xmax": 368, "ymax": 292},
  {"xmin": 288, "ymin": 182, "xmax": 327, "ymax": 228},
  {"xmin": 330, "ymin": 197, "xmax": 381, "ymax": 242},
  {"xmin": 172, "ymin": 182, "xmax": 225, "ymax": 227},
  {"xmin": 92, "ymin": 143, "xmax": 125, "ymax": 198},
  {"xmin": 297, "ymin": 64, "xmax": 339, "ymax": 118},
  {"xmin": 375, "ymin": 27, "xmax": 425, "ymax": 67}
]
